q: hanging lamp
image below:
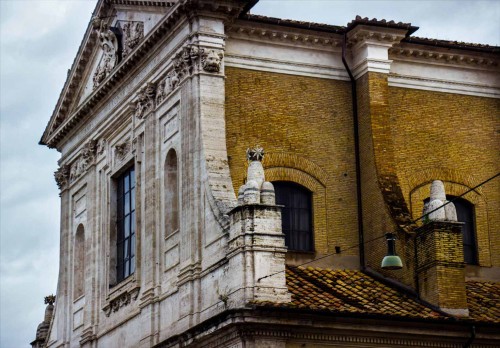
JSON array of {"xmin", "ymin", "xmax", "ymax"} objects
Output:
[{"xmin": 381, "ymin": 233, "xmax": 403, "ymax": 270}]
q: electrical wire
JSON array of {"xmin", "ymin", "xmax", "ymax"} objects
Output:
[
  {"xmin": 257, "ymin": 171, "xmax": 499, "ymax": 281},
  {"xmin": 199, "ymin": 172, "xmax": 499, "ymax": 313}
]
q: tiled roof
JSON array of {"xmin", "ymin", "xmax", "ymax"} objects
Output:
[
  {"xmin": 255, "ymin": 266, "xmax": 447, "ymax": 320},
  {"xmin": 254, "ymin": 266, "xmax": 500, "ymax": 324},
  {"xmin": 466, "ymin": 281, "xmax": 500, "ymax": 323},
  {"xmin": 242, "ymin": 14, "xmax": 345, "ymax": 33}
]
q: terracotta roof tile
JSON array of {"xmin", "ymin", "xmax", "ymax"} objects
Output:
[
  {"xmin": 255, "ymin": 266, "xmax": 447, "ymax": 320},
  {"xmin": 466, "ymin": 281, "xmax": 500, "ymax": 323}
]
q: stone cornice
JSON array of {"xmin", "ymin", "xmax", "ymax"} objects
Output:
[
  {"xmin": 228, "ymin": 21, "xmax": 343, "ymax": 49},
  {"xmin": 41, "ymin": 0, "xmax": 250, "ymax": 149},
  {"xmin": 390, "ymin": 45, "xmax": 499, "ymax": 68}
]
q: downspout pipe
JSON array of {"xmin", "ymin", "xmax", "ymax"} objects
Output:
[{"xmin": 341, "ymin": 33, "xmax": 365, "ymax": 269}]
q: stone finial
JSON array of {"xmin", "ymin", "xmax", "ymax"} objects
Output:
[
  {"xmin": 238, "ymin": 147, "xmax": 276, "ymax": 206},
  {"xmin": 44, "ymin": 295, "xmax": 56, "ymax": 305},
  {"xmin": 423, "ymin": 180, "xmax": 457, "ymax": 222},
  {"xmin": 246, "ymin": 146, "xmax": 264, "ymax": 162}
]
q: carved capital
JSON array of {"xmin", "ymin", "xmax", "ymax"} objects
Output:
[
  {"xmin": 54, "ymin": 164, "xmax": 70, "ymax": 190},
  {"xmin": 69, "ymin": 140, "xmax": 97, "ymax": 183},
  {"xmin": 134, "ymin": 82, "xmax": 157, "ymax": 119}
]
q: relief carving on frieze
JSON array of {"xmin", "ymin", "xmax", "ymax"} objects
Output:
[
  {"xmin": 92, "ymin": 20, "xmax": 119, "ymax": 89},
  {"xmin": 118, "ymin": 21, "xmax": 144, "ymax": 58}
]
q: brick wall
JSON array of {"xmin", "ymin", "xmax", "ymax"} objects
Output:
[
  {"xmin": 225, "ymin": 67, "xmax": 358, "ymax": 255},
  {"xmin": 390, "ymin": 88, "xmax": 500, "ymax": 266}
]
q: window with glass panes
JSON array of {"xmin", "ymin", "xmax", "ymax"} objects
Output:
[
  {"xmin": 273, "ymin": 181, "xmax": 313, "ymax": 252},
  {"xmin": 116, "ymin": 166, "xmax": 136, "ymax": 282}
]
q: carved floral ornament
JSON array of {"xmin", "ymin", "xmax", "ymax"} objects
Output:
[
  {"xmin": 135, "ymin": 44, "xmax": 224, "ymax": 119},
  {"xmin": 54, "ymin": 139, "xmax": 98, "ymax": 190}
]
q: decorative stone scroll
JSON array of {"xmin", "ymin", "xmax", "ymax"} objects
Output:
[
  {"xmin": 117, "ymin": 21, "xmax": 144, "ymax": 58},
  {"xmin": 102, "ymin": 287, "xmax": 140, "ymax": 317},
  {"xmin": 92, "ymin": 20, "xmax": 119, "ymax": 89},
  {"xmin": 69, "ymin": 140, "xmax": 97, "ymax": 182},
  {"xmin": 54, "ymin": 164, "xmax": 70, "ymax": 190}
]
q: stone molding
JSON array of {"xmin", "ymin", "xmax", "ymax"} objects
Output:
[
  {"xmin": 390, "ymin": 46, "xmax": 498, "ymax": 67},
  {"xmin": 228, "ymin": 23, "xmax": 343, "ymax": 49},
  {"xmin": 102, "ymin": 286, "xmax": 140, "ymax": 317},
  {"xmin": 347, "ymin": 25, "xmax": 407, "ymax": 78}
]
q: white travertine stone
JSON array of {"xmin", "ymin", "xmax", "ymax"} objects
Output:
[
  {"xmin": 237, "ymin": 185, "xmax": 246, "ymax": 205},
  {"xmin": 444, "ymin": 201, "xmax": 458, "ymax": 222},
  {"xmin": 426, "ymin": 199, "xmax": 446, "ymax": 221},
  {"xmin": 424, "ymin": 180, "xmax": 458, "ymax": 222},
  {"xmin": 247, "ymin": 160, "xmax": 265, "ymax": 189},
  {"xmin": 244, "ymin": 180, "xmax": 260, "ymax": 204},
  {"xmin": 430, "ymin": 180, "xmax": 447, "ymax": 201},
  {"xmin": 261, "ymin": 181, "xmax": 275, "ymax": 205}
]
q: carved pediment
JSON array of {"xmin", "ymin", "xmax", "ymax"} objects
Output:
[{"xmin": 39, "ymin": 0, "xmax": 253, "ymax": 149}]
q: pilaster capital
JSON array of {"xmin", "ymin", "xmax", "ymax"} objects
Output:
[{"xmin": 347, "ymin": 25, "xmax": 408, "ymax": 78}]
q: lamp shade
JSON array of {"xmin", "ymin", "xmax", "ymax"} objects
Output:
[{"xmin": 381, "ymin": 233, "xmax": 403, "ymax": 270}]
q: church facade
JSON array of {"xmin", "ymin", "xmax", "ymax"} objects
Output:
[{"xmin": 34, "ymin": 0, "xmax": 500, "ymax": 347}]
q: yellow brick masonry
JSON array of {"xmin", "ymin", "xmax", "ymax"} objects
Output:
[
  {"xmin": 225, "ymin": 67, "xmax": 358, "ymax": 256},
  {"xmin": 390, "ymin": 88, "xmax": 500, "ymax": 266}
]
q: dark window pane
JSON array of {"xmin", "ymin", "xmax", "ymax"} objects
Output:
[
  {"xmin": 273, "ymin": 181, "xmax": 313, "ymax": 252},
  {"xmin": 116, "ymin": 166, "xmax": 136, "ymax": 282}
]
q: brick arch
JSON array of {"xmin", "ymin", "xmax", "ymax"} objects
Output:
[
  {"xmin": 263, "ymin": 152, "xmax": 328, "ymax": 188},
  {"xmin": 410, "ymin": 181, "xmax": 491, "ymax": 267},
  {"xmin": 401, "ymin": 167, "xmax": 484, "ymax": 203},
  {"xmin": 265, "ymin": 167, "xmax": 328, "ymax": 254}
]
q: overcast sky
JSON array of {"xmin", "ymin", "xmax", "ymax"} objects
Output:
[{"xmin": 0, "ymin": 0, "xmax": 498, "ymax": 347}]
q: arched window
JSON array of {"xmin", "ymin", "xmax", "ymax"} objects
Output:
[
  {"xmin": 424, "ymin": 195, "xmax": 477, "ymax": 265},
  {"xmin": 74, "ymin": 224, "xmax": 85, "ymax": 299},
  {"xmin": 273, "ymin": 181, "xmax": 313, "ymax": 252},
  {"xmin": 165, "ymin": 149, "xmax": 179, "ymax": 236}
]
